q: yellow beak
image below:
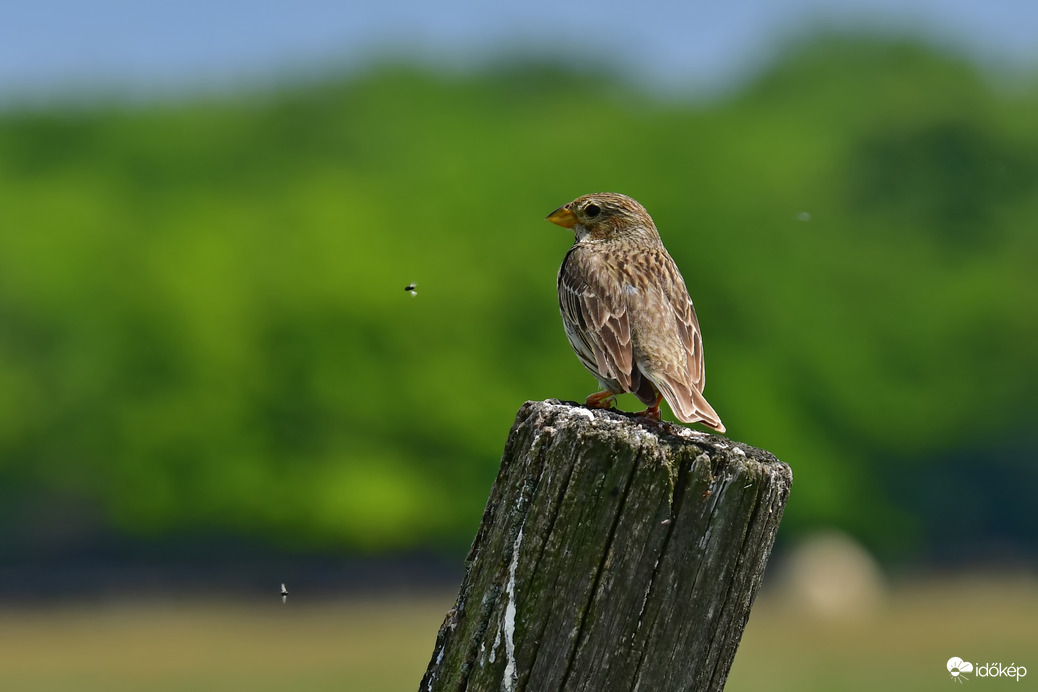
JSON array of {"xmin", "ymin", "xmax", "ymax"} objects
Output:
[{"xmin": 546, "ymin": 206, "xmax": 578, "ymax": 229}]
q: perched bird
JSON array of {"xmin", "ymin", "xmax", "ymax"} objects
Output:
[
  {"xmin": 281, "ymin": 583, "xmax": 289, "ymax": 604},
  {"xmin": 547, "ymin": 193, "xmax": 725, "ymax": 432}
]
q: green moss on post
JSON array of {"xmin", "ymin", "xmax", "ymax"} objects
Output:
[{"xmin": 421, "ymin": 400, "xmax": 792, "ymax": 692}]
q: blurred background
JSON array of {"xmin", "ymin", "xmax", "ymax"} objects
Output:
[{"xmin": 1, "ymin": 1, "xmax": 1036, "ymax": 690}]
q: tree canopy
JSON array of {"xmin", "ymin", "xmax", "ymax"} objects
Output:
[{"xmin": 1, "ymin": 34, "xmax": 1035, "ymax": 562}]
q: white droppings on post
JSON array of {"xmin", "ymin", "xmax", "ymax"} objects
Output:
[
  {"xmin": 732, "ymin": 447, "xmax": 746, "ymax": 457},
  {"xmin": 569, "ymin": 407, "xmax": 596, "ymax": 421},
  {"xmin": 624, "ymin": 426, "xmax": 655, "ymax": 445},
  {"xmin": 489, "ymin": 622, "xmax": 500, "ymax": 664},
  {"xmin": 501, "ymin": 522, "xmax": 524, "ymax": 691},
  {"xmin": 634, "ymin": 557, "xmax": 660, "ymax": 633},
  {"xmin": 670, "ymin": 426, "xmax": 709, "ymax": 440}
]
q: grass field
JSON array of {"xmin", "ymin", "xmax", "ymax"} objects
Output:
[
  {"xmin": 727, "ymin": 575, "xmax": 1037, "ymax": 691},
  {"xmin": 0, "ymin": 576, "xmax": 1034, "ymax": 691}
]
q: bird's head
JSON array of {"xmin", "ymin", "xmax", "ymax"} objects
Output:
[{"xmin": 546, "ymin": 192, "xmax": 658, "ymax": 242}]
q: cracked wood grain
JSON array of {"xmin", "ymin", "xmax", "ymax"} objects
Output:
[{"xmin": 420, "ymin": 400, "xmax": 792, "ymax": 692}]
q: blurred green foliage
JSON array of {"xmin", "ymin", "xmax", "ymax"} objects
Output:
[{"xmin": 0, "ymin": 35, "xmax": 1035, "ymax": 559}]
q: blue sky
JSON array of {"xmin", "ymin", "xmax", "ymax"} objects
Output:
[{"xmin": 3, "ymin": 1, "xmax": 1036, "ymax": 101}]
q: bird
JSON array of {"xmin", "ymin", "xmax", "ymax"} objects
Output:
[
  {"xmin": 281, "ymin": 583, "xmax": 289, "ymax": 604},
  {"xmin": 547, "ymin": 192, "xmax": 725, "ymax": 432}
]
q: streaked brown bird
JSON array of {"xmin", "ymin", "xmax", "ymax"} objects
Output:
[{"xmin": 547, "ymin": 192, "xmax": 725, "ymax": 432}]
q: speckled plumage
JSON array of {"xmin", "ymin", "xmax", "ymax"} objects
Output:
[{"xmin": 547, "ymin": 193, "xmax": 725, "ymax": 432}]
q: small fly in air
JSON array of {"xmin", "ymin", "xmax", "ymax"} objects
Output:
[
  {"xmin": 404, "ymin": 283, "xmax": 418, "ymax": 296},
  {"xmin": 281, "ymin": 583, "xmax": 289, "ymax": 604}
]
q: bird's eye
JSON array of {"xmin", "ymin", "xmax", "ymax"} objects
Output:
[{"xmin": 584, "ymin": 204, "xmax": 601, "ymax": 218}]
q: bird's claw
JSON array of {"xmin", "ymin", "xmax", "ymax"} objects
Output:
[
  {"xmin": 636, "ymin": 393, "xmax": 664, "ymax": 420},
  {"xmin": 585, "ymin": 391, "xmax": 617, "ymax": 410}
]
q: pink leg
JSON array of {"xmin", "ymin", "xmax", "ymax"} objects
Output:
[
  {"xmin": 636, "ymin": 393, "xmax": 664, "ymax": 420},
  {"xmin": 585, "ymin": 390, "xmax": 617, "ymax": 410}
]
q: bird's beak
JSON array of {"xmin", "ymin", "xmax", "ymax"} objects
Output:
[{"xmin": 546, "ymin": 206, "xmax": 578, "ymax": 229}]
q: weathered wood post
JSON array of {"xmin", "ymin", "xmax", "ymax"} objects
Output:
[{"xmin": 420, "ymin": 399, "xmax": 792, "ymax": 692}]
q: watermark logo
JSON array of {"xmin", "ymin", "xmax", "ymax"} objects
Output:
[
  {"xmin": 947, "ymin": 657, "xmax": 1027, "ymax": 683},
  {"xmin": 947, "ymin": 657, "xmax": 973, "ymax": 682}
]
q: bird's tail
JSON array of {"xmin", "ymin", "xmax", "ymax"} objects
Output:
[{"xmin": 655, "ymin": 376, "xmax": 725, "ymax": 433}]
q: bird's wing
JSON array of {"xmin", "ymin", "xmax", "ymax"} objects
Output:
[
  {"xmin": 672, "ymin": 271, "xmax": 705, "ymax": 393},
  {"xmin": 626, "ymin": 251, "xmax": 724, "ymax": 431},
  {"xmin": 558, "ymin": 247, "xmax": 634, "ymax": 390}
]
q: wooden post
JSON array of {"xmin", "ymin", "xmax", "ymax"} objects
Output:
[{"xmin": 420, "ymin": 399, "xmax": 792, "ymax": 692}]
